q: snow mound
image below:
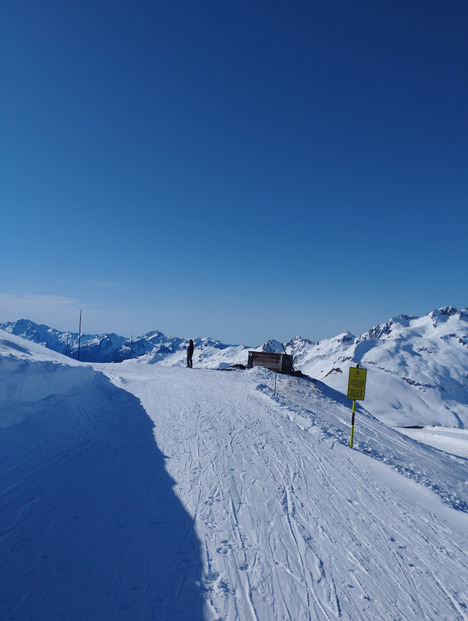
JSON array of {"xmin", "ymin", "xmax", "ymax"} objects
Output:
[{"xmin": 0, "ymin": 330, "xmax": 204, "ymax": 620}]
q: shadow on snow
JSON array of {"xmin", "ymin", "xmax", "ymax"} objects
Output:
[{"xmin": 0, "ymin": 372, "xmax": 205, "ymax": 621}]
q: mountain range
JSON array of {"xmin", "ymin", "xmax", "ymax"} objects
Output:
[{"xmin": 2, "ymin": 305, "xmax": 467, "ymax": 428}]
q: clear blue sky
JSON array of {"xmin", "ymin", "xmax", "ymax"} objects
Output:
[{"xmin": 2, "ymin": 1, "xmax": 467, "ymax": 345}]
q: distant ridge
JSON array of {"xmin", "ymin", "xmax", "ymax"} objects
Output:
[
  {"xmin": 0, "ymin": 318, "xmax": 243, "ymax": 364},
  {"xmin": 1, "ymin": 307, "xmax": 468, "ymax": 428}
]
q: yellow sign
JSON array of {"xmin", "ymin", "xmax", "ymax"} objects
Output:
[{"xmin": 347, "ymin": 366, "xmax": 367, "ymax": 400}]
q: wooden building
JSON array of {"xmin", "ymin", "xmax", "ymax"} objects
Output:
[{"xmin": 247, "ymin": 351, "xmax": 294, "ymax": 374}]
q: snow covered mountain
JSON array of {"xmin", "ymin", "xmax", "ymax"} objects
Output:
[
  {"xmin": 1, "ymin": 329, "xmax": 468, "ymax": 620},
  {"xmin": 2, "ymin": 306, "xmax": 468, "ymax": 430},
  {"xmin": 0, "ymin": 318, "xmax": 129, "ymax": 362},
  {"xmin": 0, "ymin": 319, "xmax": 227, "ymax": 364},
  {"xmin": 285, "ymin": 306, "xmax": 468, "ymax": 428}
]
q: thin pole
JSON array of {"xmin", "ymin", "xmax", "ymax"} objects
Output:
[
  {"xmin": 350, "ymin": 399, "xmax": 356, "ymax": 448},
  {"xmin": 349, "ymin": 362, "xmax": 360, "ymax": 447},
  {"xmin": 77, "ymin": 310, "xmax": 82, "ymax": 361}
]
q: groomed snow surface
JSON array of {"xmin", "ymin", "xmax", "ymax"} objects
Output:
[{"xmin": 1, "ymin": 331, "xmax": 468, "ymax": 620}]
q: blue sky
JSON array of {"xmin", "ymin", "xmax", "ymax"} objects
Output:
[{"xmin": 2, "ymin": 1, "xmax": 467, "ymax": 345}]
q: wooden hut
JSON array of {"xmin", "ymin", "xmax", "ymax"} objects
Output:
[{"xmin": 247, "ymin": 351, "xmax": 294, "ymax": 374}]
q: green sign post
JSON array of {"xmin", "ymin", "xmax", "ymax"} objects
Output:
[{"xmin": 347, "ymin": 363, "xmax": 367, "ymax": 448}]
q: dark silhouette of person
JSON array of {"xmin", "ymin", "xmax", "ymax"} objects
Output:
[{"xmin": 187, "ymin": 339, "xmax": 194, "ymax": 368}]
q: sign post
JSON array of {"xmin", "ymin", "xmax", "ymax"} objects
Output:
[{"xmin": 347, "ymin": 363, "xmax": 367, "ymax": 448}]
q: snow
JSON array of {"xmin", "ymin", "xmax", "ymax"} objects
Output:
[
  {"xmin": 397, "ymin": 426, "xmax": 468, "ymax": 458},
  {"xmin": 2, "ymin": 328, "xmax": 468, "ymax": 620},
  {"xmin": 0, "ymin": 332, "xmax": 204, "ymax": 620},
  {"xmin": 3, "ymin": 307, "xmax": 468, "ymax": 444},
  {"xmin": 294, "ymin": 309, "xmax": 468, "ymax": 431},
  {"xmin": 99, "ymin": 361, "xmax": 468, "ymax": 620}
]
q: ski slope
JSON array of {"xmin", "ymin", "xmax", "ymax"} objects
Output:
[
  {"xmin": 102, "ymin": 361, "xmax": 468, "ymax": 620},
  {"xmin": 1, "ymin": 330, "xmax": 468, "ymax": 620}
]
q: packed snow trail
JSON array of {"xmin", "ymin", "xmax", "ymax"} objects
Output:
[{"xmin": 102, "ymin": 363, "xmax": 468, "ymax": 621}]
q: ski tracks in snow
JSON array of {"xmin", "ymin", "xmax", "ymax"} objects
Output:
[{"xmin": 105, "ymin": 365, "xmax": 468, "ymax": 621}]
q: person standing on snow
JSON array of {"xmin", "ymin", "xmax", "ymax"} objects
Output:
[{"xmin": 187, "ymin": 339, "xmax": 194, "ymax": 368}]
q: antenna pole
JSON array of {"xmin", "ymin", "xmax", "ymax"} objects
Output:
[{"xmin": 77, "ymin": 310, "xmax": 82, "ymax": 361}]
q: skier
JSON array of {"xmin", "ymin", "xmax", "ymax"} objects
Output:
[{"xmin": 187, "ymin": 339, "xmax": 194, "ymax": 368}]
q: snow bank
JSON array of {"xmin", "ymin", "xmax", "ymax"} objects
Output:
[{"xmin": 0, "ymin": 331, "xmax": 204, "ymax": 620}]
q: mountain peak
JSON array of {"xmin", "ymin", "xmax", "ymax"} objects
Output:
[
  {"xmin": 334, "ymin": 331, "xmax": 355, "ymax": 344},
  {"xmin": 261, "ymin": 339, "xmax": 284, "ymax": 353},
  {"xmin": 285, "ymin": 336, "xmax": 314, "ymax": 350},
  {"xmin": 429, "ymin": 306, "xmax": 468, "ymax": 320}
]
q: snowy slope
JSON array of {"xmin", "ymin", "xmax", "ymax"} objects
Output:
[
  {"xmin": 2, "ymin": 330, "xmax": 468, "ymax": 619},
  {"xmin": 99, "ymin": 359, "xmax": 468, "ymax": 620},
  {"xmin": 289, "ymin": 307, "xmax": 468, "ymax": 429},
  {"xmin": 0, "ymin": 331, "xmax": 204, "ymax": 620}
]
